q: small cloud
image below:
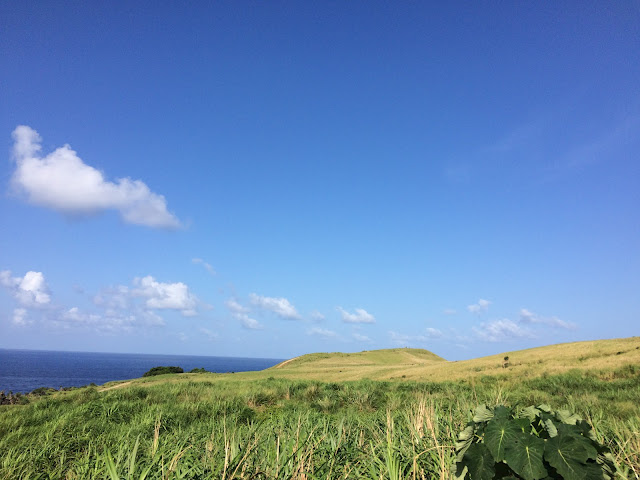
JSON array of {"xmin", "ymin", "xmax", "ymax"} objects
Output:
[
  {"xmin": 388, "ymin": 327, "xmax": 443, "ymax": 346},
  {"xmin": 12, "ymin": 308, "xmax": 30, "ymax": 326},
  {"xmin": 236, "ymin": 313, "xmax": 262, "ymax": 330},
  {"xmin": 93, "ymin": 285, "xmax": 130, "ymax": 310},
  {"xmin": 310, "ymin": 310, "xmax": 325, "ymax": 322},
  {"xmin": 249, "ymin": 293, "xmax": 301, "ymax": 320},
  {"xmin": 352, "ymin": 332, "xmax": 372, "ymax": 343},
  {"xmin": 9, "ymin": 125, "xmax": 180, "ymax": 229},
  {"xmin": 307, "ymin": 327, "xmax": 338, "ymax": 339},
  {"xmin": 224, "ymin": 298, "xmax": 262, "ymax": 329},
  {"xmin": 443, "ymin": 308, "xmax": 457, "ymax": 315},
  {"xmin": 337, "ymin": 307, "xmax": 375, "ymax": 324},
  {"xmin": 425, "ymin": 327, "xmax": 443, "ymax": 338},
  {"xmin": 467, "ymin": 299, "xmax": 491, "ymax": 314},
  {"xmin": 225, "ymin": 298, "xmax": 249, "ymax": 314},
  {"xmin": 473, "ymin": 319, "xmax": 534, "ymax": 342},
  {"xmin": 199, "ymin": 327, "xmax": 219, "ymax": 341},
  {"xmin": 389, "ymin": 331, "xmax": 412, "ymax": 345},
  {"xmin": 519, "ymin": 308, "xmax": 535, "ymax": 323},
  {"xmin": 177, "ymin": 332, "xmax": 188, "ymax": 342},
  {"xmin": 0, "ymin": 270, "xmax": 51, "ymax": 307},
  {"xmin": 519, "ymin": 308, "xmax": 576, "ymax": 330},
  {"xmin": 132, "ymin": 276, "xmax": 198, "ymax": 316},
  {"xmin": 192, "ymin": 258, "xmax": 216, "ymax": 275},
  {"xmin": 57, "ymin": 306, "xmax": 164, "ymax": 334},
  {"xmin": 63, "ymin": 307, "xmax": 89, "ymax": 322}
]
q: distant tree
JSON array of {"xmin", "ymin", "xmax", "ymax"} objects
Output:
[
  {"xmin": 188, "ymin": 367, "xmax": 208, "ymax": 373},
  {"xmin": 1, "ymin": 391, "xmax": 29, "ymax": 405},
  {"xmin": 29, "ymin": 387, "xmax": 57, "ymax": 396},
  {"xmin": 142, "ymin": 366, "xmax": 184, "ymax": 377}
]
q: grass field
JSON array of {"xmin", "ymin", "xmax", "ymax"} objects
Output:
[{"xmin": 1, "ymin": 337, "xmax": 639, "ymax": 479}]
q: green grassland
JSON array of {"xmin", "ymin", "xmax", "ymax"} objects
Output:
[{"xmin": 1, "ymin": 337, "xmax": 639, "ymax": 479}]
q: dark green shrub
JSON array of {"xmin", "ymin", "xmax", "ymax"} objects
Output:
[
  {"xmin": 142, "ymin": 366, "xmax": 184, "ymax": 377},
  {"xmin": 29, "ymin": 387, "xmax": 57, "ymax": 396},
  {"xmin": 188, "ymin": 367, "xmax": 208, "ymax": 373},
  {"xmin": 454, "ymin": 404, "xmax": 618, "ymax": 480}
]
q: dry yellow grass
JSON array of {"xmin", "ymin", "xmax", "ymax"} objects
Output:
[
  {"xmin": 99, "ymin": 336, "xmax": 640, "ymax": 390},
  {"xmin": 260, "ymin": 336, "xmax": 640, "ymax": 382}
]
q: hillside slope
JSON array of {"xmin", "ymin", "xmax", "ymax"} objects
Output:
[
  {"xmin": 273, "ymin": 347, "xmax": 444, "ymax": 369},
  {"xmin": 260, "ymin": 336, "xmax": 640, "ymax": 382},
  {"xmin": 99, "ymin": 336, "xmax": 640, "ymax": 389}
]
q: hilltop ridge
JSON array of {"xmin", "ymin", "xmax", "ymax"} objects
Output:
[
  {"xmin": 261, "ymin": 336, "xmax": 640, "ymax": 382},
  {"xmin": 272, "ymin": 347, "xmax": 445, "ymax": 370},
  {"xmin": 97, "ymin": 336, "xmax": 640, "ymax": 389}
]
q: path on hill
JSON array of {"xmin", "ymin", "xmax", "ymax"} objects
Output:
[
  {"xmin": 274, "ymin": 356, "xmax": 300, "ymax": 368},
  {"xmin": 101, "ymin": 381, "xmax": 133, "ymax": 391}
]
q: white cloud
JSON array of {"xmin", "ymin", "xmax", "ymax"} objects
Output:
[
  {"xmin": 425, "ymin": 327, "xmax": 443, "ymax": 338},
  {"xmin": 199, "ymin": 327, "xmax": 219, "ymax": 341},
  {"xmin": 310, "ymin": 310, "xmax": 325, "ymax": 322},
  {"xmin": 0, "ymin": 271, "xmax": 176, "ymax": 333},
  {"xmin": 353, "ymin": 332, "xmax": 372, "ymax": 342},
  {"xmin": 236, "ymin": 313, "xmax": 262, "ymax": 330},
  {"xmin": 467, "ymin": 299, "xmax": 491, "ymax": 313},
  {"xmin": 519, "ymin": 308, "xmax": 576, "ymax": 329},
  {"xmin": 12, "ymin": 308, "xmax": 30, "ymax": 326},
  {"xmin": 307, "ymin": 327, "xmax": 338, "ymax": 339},
  {"xmin": 388, "ymin": 327, "xmax": 443, "ymax": 346},
  {"xmin": 63, "ymin": 307, "xmax": 91, "ymax": 322},
  {"xmin": 249, "ymin": 293, "xmax": 302, "ymax": 320},
  {"xmin": 93, "ymin": 285, "xmax": 130, "ymax": 310},
  {"xmin": 337, "ymin": 307, "xmax": 375, "ymax": 324},
  {"xmin": 192, "ymin": 258, "xmax": 216, "ymax": 275},
  {"xmin": 62, "ymin": 307, "xmax": 103, "ymax": 326},
  {"xmin": 9, "ymin": 125, "xmax": 180, "ymax": 229},
  {"xmin": 132, "ymin": 276, "xmax": 197, "ymax": 316},
  {"xmin": 443, "ymin": 308, "xmax": 457, "ymax": 315},
  {"xmin": 224, "ymin": 298, "xmax": 262, "ymax": 329},
  {"xmin": 389, "ymin": 331, "xmax": 412, "ymax": 345},
  {"xmin": 473, "ymin": 319, "xmax": 534, "ymax": 342},
  {"xmin": 225, "ymin": 298, "xmax": 249, "ymax": 314},
  {"xmin": 59, "ymin": 306, "xmax": 165, "ymax": 334},
  {"xmin": 519, "ymin": 308, "xmax": 535, "ymax": 323},
  {"xmin": 0, "ymin": 270, "xmax": 51, "ymax": 307}
]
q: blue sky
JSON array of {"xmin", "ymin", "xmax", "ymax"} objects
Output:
[{"xmin": 1, "ymin": 2, "xmax": 638, "ymax": 360}]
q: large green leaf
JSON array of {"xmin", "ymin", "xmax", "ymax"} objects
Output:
[
  {"xmin": 504, "ymin": 432, "xmax": 547, "ymax": 480},
  {"xmin": 543, "ymin": 418, "xmax": 558, "ymax": 438},
  {"xmin": 473, "ymin": 405, "xmax": 494, "ymax": 423},
  {"xmin": 456, "ymin": 424, "xmax": 475, "ymax": 461},
  {"xmin": 520, "ymin": 406, "xmax": 541, "ymax": 422},
  {"xmin": 493, "ymin": 405, "xmax": 512, "ymax": 420},
  {"xmin": 485, "ymin": 416, "xmax": 521, "ymax": 462},
  {"xmin": 464, "ymin": 443, "xmax": 496, "ymax": 480},
  {"xmin": 514, "ymin": 417, "xmax": 531, "ymax": 433},
  {"xmin": 576, "ymin": 419, "xmax": 598, "ymax": 442},
  {"xmin": 544, "ymin": 427, "xmax": 598, "ymax": 480},
  {"xmin": 453, "ymin": 463, "xmax": 469, "ymax": 480},
  {"xmin": 556, "ymin": 409, "xmax": 581, "ymax": 425},
  {"xmin": 537, "ymin": 404, "xmax": 552, "ymax": 413}
]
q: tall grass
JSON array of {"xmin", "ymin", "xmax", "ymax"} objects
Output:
[{"xmin": 1, "ymin": 370, "xmax": 638, "ymax": 478}]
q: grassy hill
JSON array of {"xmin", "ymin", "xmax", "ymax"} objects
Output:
[
  {"xmin": 96, "ymin": 336, "xmax": 640, "ymax": 390},
  {"xmin": 266, "ymin": 347, "xmax": 446, "ymax": 380},
  {"xmin": 2, "ymin": 337, "xmax": 638, "ymax": 478},
  {"xmin": 199, "ymin": 336, "xmax": 640, "ymax": 383}
]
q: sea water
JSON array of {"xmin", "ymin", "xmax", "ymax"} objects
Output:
[{"xmin": 0, "ymin": 349, "xmax": 284, "ymax": 393}]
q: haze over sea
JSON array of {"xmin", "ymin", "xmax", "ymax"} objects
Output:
[{"xmin": 0, "ymin": 349, "xmax": 283, "ymax": 394}]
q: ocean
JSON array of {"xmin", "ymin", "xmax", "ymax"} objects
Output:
[{"xmin": 0, "ymin": 349, "xmax": 284, "ymax": 393}]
